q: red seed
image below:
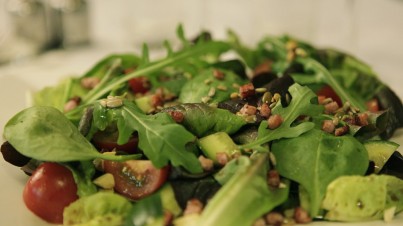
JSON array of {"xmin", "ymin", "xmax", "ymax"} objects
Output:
[
  {"xmin": 265, "ymin": 212, "xmax": 284, "ymax": 226},
  {"xmin": 216, "ymin": 152, "xmax": 230, "ymax": 166},
  {"xmin": 335, "ymin": 125, "xmax": 349, "ymax": 136},
  {"xmin": 183, "ymin": 199, "xmax": 203, "ymax": 215},
  {"xmin": 324, "ymin": 101, "xmax": 339, "ymax": 114},
  {"xmin": 198, "ymin": 156, "xmax": 214, "ymax": 172},
  {"xmin": 168, "ymin": 111, "xmax": 184, "ymax": 123},
  {"xmin": 322, "ymin": 120, "xmax": 335, "ymax": 133},
  {"xmin": 267, "ymin": 114, "xmax": 283, "ymax": 129},
  {"xmin": 259, "ymin": 103, "xmax": 271, "ymax": 118},
  {"xmin": 239, "ymin": 83, "xmax": 255, "ymax": 99},
  {"xmin": 294, "ymin": 207, "xmax": 312, "ymax": 224},
  {"xmin": 239, "ymin": 104, "xmax": 257, "ymax": 116},
  {"xmin": 213, "ymin": 69, "xmax": 225, "ymax": 80},
  {"xmin": 267, "ymin": 170, "xmax": 280, "ymax": 188},
  {"xmin": 357, "ymin": 113, "xmax": 369, "ymax": 126},
  {"xmin": 366, "ymin": 98, "xmax": 380, "ymax": 112}
]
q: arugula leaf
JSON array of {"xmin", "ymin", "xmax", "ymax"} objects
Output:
[
  {"xmin": 241, "ymin": 83, "xmax": 323, "ymax": 150},
  {"xmin": 82, "ymin": 54, "xmax": 140, "ymax": 78},
  {"xmin": 3, "ymin": 106, "xmax": 140, "ymax": 162},
  {"xmin": 295, "ymin": 57, "xmax": 367, "ymax": 111},
  {"xmin": 272, "ymin": 129, "xmax": 369, "ymax": 217},
  {"xmin": 115, "ymin": 100, "xmax": 202, "ymax": 174},
  {"xmin": 198, "ymin": 153, "xmax": 289, "ymax": 226},
  {"xmin": 161, "ymin": 103, "xmax": 247, "ymax": 137}
]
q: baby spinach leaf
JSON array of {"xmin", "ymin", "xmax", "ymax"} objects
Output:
[
  {"xmin": 161, "ymin": 103, "xmax": 247, "ymax": 137},
  {"xmin": 198, "ymin": 153, "xmax": 289, "ymax": 226},
  {"xmin": 272, "ymin": 129, "xmax": 369, "ymax": 217},
  {"xmin": 117, "ymin": 100, "xmax": 202, "ymax": 174},
  {"xmin": 3, "ymin": 106, "xmax": 140, "ymax": 162},
  {"xmin": 33, "ymin": 77, "xmax": 88, "ymax": 111},
  {"xmin": 241, "ymin": 83, "xmax": 323, "ymax": 150},
  {"xmin": 179, "ymin": 68, "xmax": 246, "ymax": 104}
]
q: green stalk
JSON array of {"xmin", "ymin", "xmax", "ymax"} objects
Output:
[{"xmin": 82, "ymin": 41, "xmax": 230, "ymax": 104}]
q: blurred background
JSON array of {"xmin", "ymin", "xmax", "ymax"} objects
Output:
[{"xmin": 0, "ymin": 0, "xmax": 403, "ymax": 94}]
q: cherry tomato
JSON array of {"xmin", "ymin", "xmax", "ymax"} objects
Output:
[
  {"xmin": 103, "ymin": 160, "xmax": 169, "ymax": 200},
  {"xmin": 92, "ymin": 131, "xmax": 139, "ymax": 154},
  {"xmin": 128, "ymin": 76, "xmax": 151, "ymax": 94},
  {"xmin": 316, "ymin": 85, "xmax": 342, "ymax": 106},
  {"xmin": 23, "ymin": 162, "xmax": 78, "ymax": 224}
]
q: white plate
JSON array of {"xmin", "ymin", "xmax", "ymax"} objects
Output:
[{"xmin": 0, "ymin": 48, "xmax": 402, "ymax": 226}]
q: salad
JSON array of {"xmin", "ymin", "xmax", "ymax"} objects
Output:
[{"xmin": 1, "ymin": 25, "xmax": 403, "ymax": 226}]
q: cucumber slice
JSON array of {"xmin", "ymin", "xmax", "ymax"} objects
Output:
[
  {"xmin": 364, "ymin": 140, "xmax": 399, "ymax": 173},
  {"xmin": 135, "ymin": 95, "xmax": 153, "ymax": 113},
  {"xmin": 198, "ymin": 132, "xmax": 240, "ymax": 164},
  {"xmin": 173, "ymin": 214, "xmax": 200, "ymax": 226},
  {"xmin": 159, "ymin": 184, "xmax": 182, "ymax": 217}
]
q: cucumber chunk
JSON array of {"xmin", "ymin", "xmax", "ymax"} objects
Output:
[
  {"xmin": 364, "ymin": 140, "xmax": 399, "ymax": 173},
  {"xmin": 198, "ymin": 132, "xmax": 240, "ymax": 164},
  {"xmin": 159, "ymin": 184, "xmax": 182, "ymax": 217},
  {"xmin": 135, "ymin": 95, "xmax": 153, "ymax": 113}
]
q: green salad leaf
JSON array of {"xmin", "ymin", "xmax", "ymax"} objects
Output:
[
  {"xmin": 241, "ymin": 83, "xmax": 323, "ymax": 150},
  {"xmin": 116, "ymin": 100, "xmax": 202, "ymax": 173},
  {"xmin": 3, "ymin": 106, "xmax": 140, "ymax": 162},
  {"xmin": 198, "ymin": 153, "xmax": 289, "ymax": 226},
  {"xmin": 179, "ymin": 68, "xmax": 246, "ymax": 104},
  {"xmin": 161, "ymin": 103, "xmax": 247, "ymax": 137},
  {"xmin": 272, "ymin": 129, "xmax": 369, "ymax": 217}
]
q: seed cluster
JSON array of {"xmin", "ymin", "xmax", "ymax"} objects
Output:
[
  {"xmin": 318, "ymin": 95, "xmax": 370, "ymax": 136},
  {"xmin": 235, "ymin": 83, "xmax": 285, "ymax": 129}
]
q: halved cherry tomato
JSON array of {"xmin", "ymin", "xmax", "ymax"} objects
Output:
[
  {"xmin": 23, "ymin": 162, "xmax": 78, "ymax": 224},
  {"xmin": 128, "ymin": 76, "xmax": 151, "ymax": 94},
  {"xmin": 316, "ymin": 85, "xmax": 342, "ymax": 106},
  {"xmin": 92, "ymin": 131, "xmax": 139, "ymax": 154},
  {"xmin": 103, "ymin": 160, "xmax": 169, "ymax": 200}
]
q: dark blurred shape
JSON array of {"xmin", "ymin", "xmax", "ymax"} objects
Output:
[{"xmin": 1, "ymin": 141, "xmax": 31, "ymax": 167}]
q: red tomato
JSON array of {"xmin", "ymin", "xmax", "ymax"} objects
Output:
[
  {"xmin": 92, "ymin": 131, "xmax": 139, "ymax": 154},
  {"xmin": 103, "ymin": 160, "xmax": 169, "ymax": 200},
  {"xmin": 316, "ymin": 85, "xmax": 342, "ymax": 106},
  {"xmin": 128, "ymin": 76, "xmax": 150, "ymax": 94},
  {"xmin": 23, "ymin": 162, "xmax": 78, "ymax": 224}
]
